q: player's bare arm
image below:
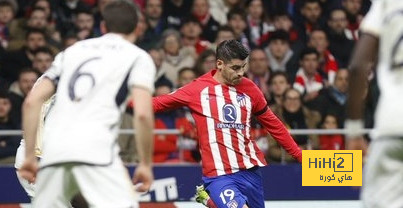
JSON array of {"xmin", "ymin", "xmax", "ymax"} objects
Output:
[
  {"xmin": 131, "ymin": 86, "xmax": 154, "ymax": 192},
  {"xmin": 346, "ymin": 33, "xmax": 379, "ymax": 151},
  {"xmin": 20, "ymin": 78, "xmax": 55, "ymax": 183}
]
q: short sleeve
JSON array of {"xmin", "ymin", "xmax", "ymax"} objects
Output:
[
  {"xmin": 360, "ymin": 0, "xmax": 383, "ymax": 37},
  {"xmin": 43, "ymin": 51, "xmax": 64, "ymax": 86},
  {"xmin": 128, "ymin": 51, "xmax": 156, "ymax": 93}
]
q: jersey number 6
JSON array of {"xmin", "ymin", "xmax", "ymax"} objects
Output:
[{"xmin": 68, "ymin": 57, "xmax": 101, "ymax": 102}]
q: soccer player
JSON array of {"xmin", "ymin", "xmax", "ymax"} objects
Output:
[
  {"xmin": 153, "ymin": 40, "xmax": 302, "ymax": 208},
  {"xmin": 346, "ymin": 0, "xmax": 403, "ymax": 207},
  {"xmin": 18, "ymin": 1, "xmax": 156, "ymax": 207}
]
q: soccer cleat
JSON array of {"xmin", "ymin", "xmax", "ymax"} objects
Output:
[{"xmin": 195, "ymin": 185, "xmax": 210, "ymax": 206}]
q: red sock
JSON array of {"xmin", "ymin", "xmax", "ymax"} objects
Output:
[{"xmin": 206, "ymin": 198, "xmax": 218, "ymax": 208}]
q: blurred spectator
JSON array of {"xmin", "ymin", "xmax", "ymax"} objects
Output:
[
  {"xmin": 8, "ymin": 68, "xmax": 39, "ymax": 127},
  {"xmin": 268, "ymin": 71, "xmax": 290, "ymax": 106},
  {"xmin": 163, "ymin": 0, "xmax": 193, "ymax": 29},
  {"xmin": 194, "ymin": 49, "xmax": 215, "ymax": 76},
  {"xmin": 148, "ymin": 48, "xmax": 164, "ymax": 78},
  {"xmin": 143, "ymin": 0, "xmax": 166, "ymax": 48},
  {"xmin": 247, "ymin": 48, "xmax": 271, "ymax": 101},
  {"xmin": 0, "ymin": 0, "xmax": 16, "ymax": 49},
  {"xmin": 293, "ymin": 47, "xmax": 323, "ymax": 103},
  {"xmin": 73, "ymin": 8, "xmax": 96, "ymax": 40},
  {"xmin": 191, "ymin": 0, "xmax": 220, "ymax": 42},
  {"xmin": 208, "ymin": 0, "xmax": 242, "ymax": 25},
  {"xmin": 153, "ymin": 77, "xmax": 179, "ymax": 163},
  {"xmin": 159, "ymin": 29, "xmax": 196, "ymax": 84},
  {"xmin": 319, "ymin": 113, "xmax": 344, "ymax": 150},
  {"xmin": 308, "ymin": 29, "xmax": 338, "ymax": 84},
  {"xmin": 272, "ymin": 11, "xmax": 304, "ymax": 53},
  {"xmin": 176, "ymin": 67, "xmax": 199, "ymax": 162},
  {"xmin": 295, "ymin": 0, "xmax": 324, "ymax": 43},
  {"xmin": 342, "ymin": 0, "xmax": 362, "ymax": 41},
  {"xmin": 327, "ymin": 8, "xmax": 355, "ymax": 68},
  {"xmin": 177, "ymin": 67, "xmax": 197, "ymax": 88},
  {"xmin": 32, "ymin": 46, "xmax": 53, "ymax": 74},
  {"xmin": 264, "ymin": 30, "xmax": 298, "ymax": 81},
  {"xmin": 1, "ymin": 28, "xmax": 46, "ymax": 83},
  {"xmin": 134, "ymin": 9, "xmax": 149, "ymax": 49},
  {"xmin": 53, "ymin": 0, "xmax": 91, "ymax": 35},
  {"xmin": 227, "ymin": 7, "xmax": 250, "ymax": 49},
  {"xmin": 180, "ymin": 16, "xmax": 210, "ymax": 55},
  {"xmin": 209, "ymin": 25, "xmax": 235, "ymax": 51},
  {"xmin": 93, "ymin": 0, "xmax": 115, "ymax": 36},
  {"xmin": 245, "ymin": 0, "xmax": 274, "ymax": 48},
  {"xmin": 62, "ymin": 31, "xmax": 78, "ymax": 48},
  {"xmin": 268, "ymin": 88, "xmax": 321, "ymax": 162},
  {"xmin": 310, "ymin": 69, "xmax": 348, "ymax": 127},
  {"xmin": 0, "ymin": 91, "xmax": 20, "ymax": 163}
]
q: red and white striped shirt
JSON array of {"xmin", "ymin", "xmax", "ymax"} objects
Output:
[{"xmin": 153, "ymin": 70, "xmax": 302, "ymax": 177}]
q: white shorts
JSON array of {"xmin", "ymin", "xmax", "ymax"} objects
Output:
[
  {"xmin": 361, "ymin": 137, "xmax": 403, "ymax": 208},
  {"xmin": 15, "ymin": 139, "xmax": 36, "ymax": 198},
  {"xmin": 33, "ymin": 157, "xmax": 138, "ymax": 208}
]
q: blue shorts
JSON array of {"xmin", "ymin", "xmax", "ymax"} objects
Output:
[{"xmin": 202, "ymin": 167, "xmax": 264, "ymax": 208}]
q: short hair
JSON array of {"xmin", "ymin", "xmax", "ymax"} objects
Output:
[
  {"xmin": 299, "ymin": 47, "xmax": 319, "ymax": 61},
  {"xmin": 18, "ymin": 68, "xmax": 40, "ymax": 80},
  {"xmin": 227, "ymin": 7, "xmax": 247, "ymax": 22},
  {"xmin": 217, "ymin": 25, "xmax": 235, "ymax": 36},
  {"xmin": 268, "ymin": 71, "xmax": 289, "ymax": 85},
  {"xmin": 30, "ymin": 6, "xmax": 46, "ymax": 15},
  {"xmin": 268, "ymin": 30, "xmax": 289, "ymax": 44},
  {"xmin": 25, "ymin": 28, "xmax": 46, "ymax": 40},
  {"xmin": 302, "ymin": 0, "xmax": 320, "ymax": 7},
  {"xmin": 34, "ymin": 46, "xmax": 54, "ymax": 57},
  {"xmin": 0, "ymin": 0, "xmax": 17, "ymax": 13},
  {"xmin": 216, "ymin": 40, "xmax": 249, "ymax": 63},
  {"xmin": 0, "ymin": 90, "xmax": 11, "ymax": 101},
  {"xmin": 75, "ymin": 7, "xmax": 93, "ymax": 16},
  {"xmin": 160, "ymin": 29, "xmax": 182, "ymax": 48},
  {"xmin": 181, "ymin": 16, "xmax": 202, "ymax": 28},
  {"xmin": 273, "ymin": 11, "xmax": 292, "ymax": 20},
  {"xmin": 102, "ymin": 0, "xmax": 138, "ymax": 34},
  {"xmin": 178, "ymin": 67, "xmax": 196, "ymax": 77}
]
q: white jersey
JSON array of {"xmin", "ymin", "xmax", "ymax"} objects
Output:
[
  {"xmin": 40, "ymin": 33, "xmax": 156, "ymax": 167},
  {"xmin": 361, "ymin": 0, "xmax": 403, "ymax": 137}
]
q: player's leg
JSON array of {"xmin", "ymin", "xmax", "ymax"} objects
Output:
[
  {"xmin": 361, "ymin": 137, "xmax": 403, "ymax": 208},
  {"xmin": 72, "ymin": 158, "xmax": 137, "ymax": 208},
  {"xmin": 33, "ymin": 164, "xmax": 78, "ymax": 208},
  {"xmin": 203, "ymin": 176, "xmax": 248, "ymax": 208},
  {"xmin": 234, "ymin": 167, "xmax": 265, "ymax": 208}
]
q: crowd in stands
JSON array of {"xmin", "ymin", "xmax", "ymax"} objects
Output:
[{"xmin": 0, "ymin": 0, "xmax": 377, "ymax": 164}]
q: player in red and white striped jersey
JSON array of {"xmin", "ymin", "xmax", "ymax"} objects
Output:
[{"xmin": 153, "ymin": 40, "xmax": 302, "ymax": 208}]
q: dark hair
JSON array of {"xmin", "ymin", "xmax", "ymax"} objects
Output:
[
  {"xmin": 268, "ymin": 30, "xmax": 289, "ymax": 44},
  {"xmin": 102, "ymin": 0, "xmax": 138, "ymax": 34},
  {"xmin": 0, "ymin": 90, "xmax": 11, "ymax": 101},
  {"xmin": 34, "ymin": 46, "xmax": 53, "ymax": 57},
  {"xmin": 154, "ymin": 75, "xmax": 173, "ymax": 90},
  {"xmin": 273, "ymin": 11, "xmax": 292, "ymax": 20},
  {"xmin": 18, "ymin": 68, "xmax": 40, "ymax": 80},
  {"xmin": 30, "ymin": 6, "xmax": 46, "ymax": 15},
  {"xmin": 329, "ymin": 8, "xmax": 347, "ymax": 20},
  {"xmin": 216, "ymin": 25, "xmax": 235, "ymax": 36},
  {"xmin": 194, "ymin": 49, "xmax": 216, "ymax": 75},
  {"xmin": 181, "ymin": 16, "xmax": 202, "ymax": 28},
  {"xmin": 75, "ymin": 7, "xmax": 93, "ymax": 16},
  {"xmin": 216, "ymin": 40, "xmax": 249, "ymax": 63},
  {"xmin": 0, "ymin": 0, "xmax": 16, "ymax": 13},
  {"xmin": 299, "ymin": 47, "xmax": 319, "ymax": 61},
  {"xmin": 302, "ymin": 0, "xmax": 320, "ymax": 7},
  {"xmin": 25, "ymin": 28, "xmax": 46, "ymax": 40},
  {"xmin": 268, "ymin": 71, "xmax": 289, "ymax": 85},
  {"xmin": 227, "ymin": 7, "xmax": 247, "ymax": 22},
  {"xmin": 178, "ymin": 67, "xmax": 196, "ymax": 77},
  {"xmin": 282, "ymin": 88, "xmax": 302, "ymax": 102}
]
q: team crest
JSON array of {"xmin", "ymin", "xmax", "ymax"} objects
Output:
[
  {"xmin": 227, "ymin": 200, "xmax": 238, "ymax": 208},
  {"xmin": 236, "ymin": 94, "xmax": 246, "ymax": 107}
]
